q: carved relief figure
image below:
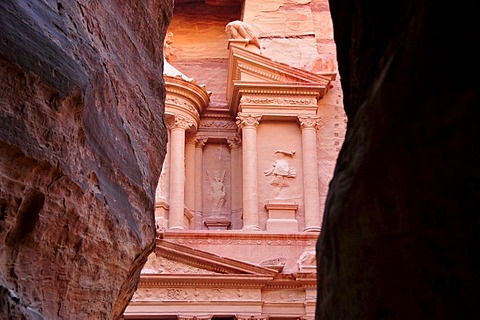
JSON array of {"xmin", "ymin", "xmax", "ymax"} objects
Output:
[
  {"xmin": 264, "ymin": 150, "xmax": 296, "ymax": 189},
  {"xmin": 206, "ymin": 170, "xmax": 227, "ymax": 210},
  {"xmin": 163, "ymin": 31, "xmax": 176, "ymax": 61},
  {"xmin": 225, "ymin": 20, "xmax": 261, "ymax": 49}
]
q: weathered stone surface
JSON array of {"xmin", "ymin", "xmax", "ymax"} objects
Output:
[
  {"xmin": 317, "ymin": 1, "xmax": 480, "ymax": 319},
  {"xmin": 0, "ymin": 0, "xmax": 172, "ymax": 318}
]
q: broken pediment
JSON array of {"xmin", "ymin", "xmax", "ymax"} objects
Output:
[
  {"xmin": 227, "ymin": 42, "xmax": 336, "ymax": 117},
  {"xmin": 155, "ymin": 239, "xmax": 279, "ymax": 276}
]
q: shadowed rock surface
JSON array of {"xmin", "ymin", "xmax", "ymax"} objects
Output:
[
  {"xmin": 317, "ymin": 1, "xmax": 480, "ymax": 319},
  {"xmin": 0, "ymin": 0, "xmax": 172, "ymax": 318}
]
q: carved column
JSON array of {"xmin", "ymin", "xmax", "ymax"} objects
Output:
[
  {"xmin": 167, "ymin": 115, "xmax": 192, "ymax": 230},
  {"xmin": 194, "ymin": 137, "xmax": 207, "ymax": 230},
  {"xmin": 154, "ymin": 128, "xmax": 171, "ymax": 231},
  {"xmin": 299, "ymin": 115, "xmax": 321, "ymax": 232},
  {"xmin": 236, "ymin": 113, "xmax": 262, "ymax": 231},
  {"xmin": 227, "ymin": 134, "xmax": 242, "ymax": 229},
  {"xmin": 185, "ymin": 134, "xmax": 197, "ymax": 229}
]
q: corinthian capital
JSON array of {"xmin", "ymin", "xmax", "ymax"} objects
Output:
[
  {"xmin": 298, "ymin": 115, "xmax": 321, "ymax": 129},
  {"xmin": 236, "ymin": 113, "xmax": 262, "ymax": 129},
  {"xmin": 167, "ymin": 115, "xmax": 193, "ymax": 131},
  {"xmin": 226, "ymin": 134, "xmax": 242, "ymax": 150},
  {"xmin": 185, "ymin": 133, "xmax": 198, "ymax": 145}
]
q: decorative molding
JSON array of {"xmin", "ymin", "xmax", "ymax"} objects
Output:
[
  {"xmin": 200, "ymin": 119, "xmax": 238, "ymax": 130},
  {"xmin": 133, "ymin": 286, "xmax": 261, "ymax": 302},
  {"xmin": 240, "ymin": 96, "xmax": 317, "ymax": 106}
]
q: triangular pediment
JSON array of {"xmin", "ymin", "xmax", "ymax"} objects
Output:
[
  {"xmin": 227, "ymin": 44, "xmax": 332, "ymax": 86},
  {"xmin": 150, "ymin": 238, "xmax": 278, "ymax": 276},
  {"xmin": 227, "ymin": 43, "xmax": 335, "ymax": 116}
]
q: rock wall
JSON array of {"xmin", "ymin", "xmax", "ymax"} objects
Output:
[
  {"xmin": 317, "ymin": 1, "xmax": 480, "ymax": 319},
  {"xmin": 0, "ymin": 1, "xmax": 172, "ymax": 319}
]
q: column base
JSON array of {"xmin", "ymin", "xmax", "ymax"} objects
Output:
[
  {"xmin": 242, "ymin": 225, "xmax": 261, "ymax": 231},
  {"xmin": 304, "ymin": 226, "xmax": 321, "ymax": 232},
  {"xmin": 169, "ymin": 226, "xmax": 186, "ymax": 231}
]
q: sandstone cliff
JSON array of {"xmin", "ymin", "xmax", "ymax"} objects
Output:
[
  {"xmin": 0, "ymin": 1, "xmax": 172, "ymax": 318},
  {"xmin": 317, "ymin": 1, "xmax": 480, "ymax": 319}
]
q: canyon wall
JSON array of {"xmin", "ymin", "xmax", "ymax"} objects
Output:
[
  {"xmin": 0, "ymin": 0, "xmax": 172, "ymax": 318},
  {"xmin": 317, "ymin": 1, "xmax": 480, "ymax": 319}
]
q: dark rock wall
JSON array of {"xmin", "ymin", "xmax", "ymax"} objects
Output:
[
  {"xmin": 317, "ymin": 1, "xmax": 480, "ymax": 319},
  {"xmin": 0, "ymin": 0, "xmax": 172, "ymax": 319}
]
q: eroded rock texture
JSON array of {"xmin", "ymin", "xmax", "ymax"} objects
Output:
[
  {"xmin": 316, "ymin": 1, "xmax": 480, "ymax": 319},
  {"xmin": 0, "ymin": 1, "xmax": 172, "ymax": 318}
]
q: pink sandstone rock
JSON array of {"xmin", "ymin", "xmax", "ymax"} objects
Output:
[{"xmin": 0, "ymin": 0, "xmax": 172, "ymax": 318}]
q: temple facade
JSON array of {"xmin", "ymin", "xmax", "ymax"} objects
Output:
[{"xmin": 124, "ymin": 0, "xmax": 345, "ymax": 319}]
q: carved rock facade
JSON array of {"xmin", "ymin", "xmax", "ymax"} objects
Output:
[{"xmin": 126, "ymin": 0, "xmax": 343, "ymax": 319}]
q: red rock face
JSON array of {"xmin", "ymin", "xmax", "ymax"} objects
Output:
[
  {"xmin": 317, "ymin": 1, "xmax": 480, "ymax": 319},
  {"xmin": 0, "ymin": 1, "xmax": 172, "ymax": 318}
]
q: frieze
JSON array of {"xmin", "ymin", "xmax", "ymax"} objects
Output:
[
  {"xmin": 200, "ymin": 119, "xmax": 237, "ymax": 130},
  {"xmin": 166, "ymin": 95, "xmax": 200, "ymax": 118},
  {"xmin": 174, "ymin": 238, "xmax": 307, "ymax": 246},
  {"xmin": 262, "ymin": 289, "xmax": 305, "ymax": 302},
  {"xmin": 240, "ymin": 96, "xmax": 317, "ymax": 106},
  {"xmin": 132, "ymin": 287, "xmax": 260, "ymax": 302}
]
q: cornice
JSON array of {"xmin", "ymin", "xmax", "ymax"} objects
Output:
[
  {"xmin": 138, "ymin": 274, "xmax": 273, "ymax": 288},
  {"xmin": 160, "ymin": 230, "xmax": 319, "ymax": 244}
]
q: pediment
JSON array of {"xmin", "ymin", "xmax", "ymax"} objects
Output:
[
  {"xmin": 151, "ymin": 238, "xmax": 278, "ymax": 276},
  {"xmin": 227, "ymin": 44, "xmax": 333, "ymax": 86},
  {"xmin": 226, "ymin": 43, "xmax": 335, "ymax": 116}
]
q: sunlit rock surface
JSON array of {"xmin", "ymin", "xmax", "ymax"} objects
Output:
[
  {"xmin": 317, "ymin": 1, "xmax": 480, "ymax": 319},
  {"xmin": 0, "ymin": 0, "xmax": 172, "ymax": 318}
]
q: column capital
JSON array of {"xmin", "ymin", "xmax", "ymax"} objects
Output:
[
  {"xmin": 167, "ymin": 115, "xmax": 194, "ymax": 131},
  {"xmin": 298, "ymin": 115, "xmax": 321, "ymax": 129},
  {"xmin": 227, "ymin": 134, "xmax": 242, "ymax": 150},
  {"xmin": 185, "ymin": 133, "xmax": 198, "ymax": 146},
  {"xmin": 236, "ymin": 113, "xmax": 262, "ymax": 129},
  {"xmin": 196, "ymin": 137, "xmax": 208, "ymax": 148}
]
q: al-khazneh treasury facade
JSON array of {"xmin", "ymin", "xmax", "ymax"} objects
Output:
[{"xmin": 124, "ymin": 0, "xmax": 345, "ymax": 319}]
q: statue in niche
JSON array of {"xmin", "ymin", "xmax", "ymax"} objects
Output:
[
  {"xmin": 206, "ymin": 170, "xmax": 227, "ymax": 211},
  {"xmin": 264, "ymin": 150, "xmax": 296, "ymax": 191},
  {"xmin": 225, "ymin": 20, "xmax": 261, "ymax": 49}
]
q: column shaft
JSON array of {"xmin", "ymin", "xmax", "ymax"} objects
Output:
[
  {"xmin": 194, "ymin": 138, "xmax": 207, "ymax": 230},
  {"xmin": 184, "ymin": 135, "xmax": 196, "ymax": 212},
  {"xmin": 236, "ymin": 114, "xmax": 261, "ymax": 231},
  {"xmin": 169, "ymin": 127, "xmax": 186, "ymax": 230},
  {"xmin": 228, "ymin": 135, "xmax": 242, "ymax": 229},
  {"xmin": 299, "ymin": 116, "xmax": 321, "ymax": 232}
]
